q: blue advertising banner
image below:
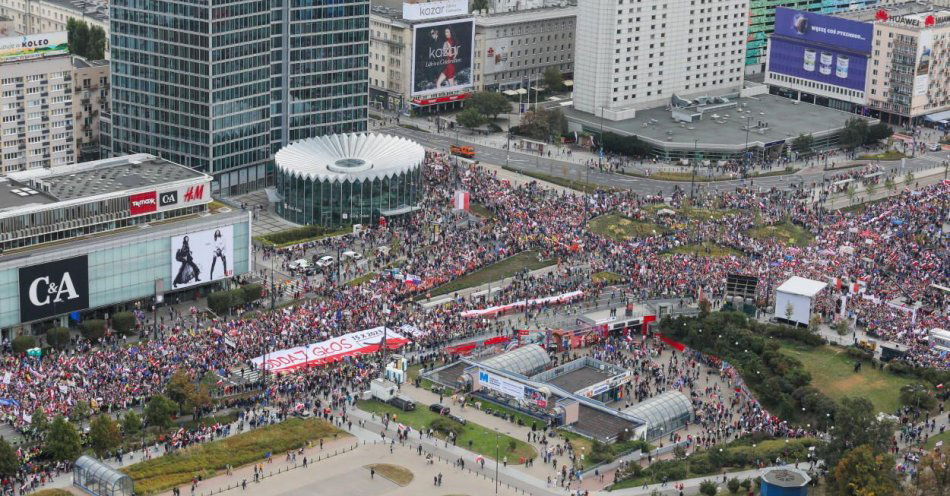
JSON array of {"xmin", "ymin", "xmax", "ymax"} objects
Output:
[
  {"xmin": 773, "ymin": 7, "xmax": 873, "ymax": 54},
  {"xmin": 769, "ymin": 38, "xmax": 869, "ymax": 91}
]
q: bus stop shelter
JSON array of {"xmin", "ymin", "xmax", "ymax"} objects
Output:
[{"xmin": 73, "ymin": 455, "xmax": 134, "ymax": 496}]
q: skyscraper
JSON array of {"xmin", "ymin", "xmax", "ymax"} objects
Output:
[{"xmin": 109, "ymin": 0, "xmax": 369, "ymax": 196}]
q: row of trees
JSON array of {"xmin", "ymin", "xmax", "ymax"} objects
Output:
[
  {"xmin": 792, "ymin": 119, "xmax": 894, "ymax": 156},
  {"xmin": 66, "ymin": 18, "xmax": 106, "ymax": 61}
]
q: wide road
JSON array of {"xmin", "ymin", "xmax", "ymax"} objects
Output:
[{"xmin": 385, "ymin": 125, "xmax": 948, "ymax": 196}]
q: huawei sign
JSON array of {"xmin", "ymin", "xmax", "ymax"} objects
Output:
[{"xmin": 129, "ymin": 191, "xmax": 157, "ymax": 215}]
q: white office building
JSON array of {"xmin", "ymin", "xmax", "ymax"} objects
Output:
[{"xmin": 573, "ymin": 0, "xmax": 748, "ymax": 120}]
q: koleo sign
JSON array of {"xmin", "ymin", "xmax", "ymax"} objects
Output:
[
  {"xmin": 19, "ymin": 256, "xmax": 89, "ymax": 322},
  {"xmin": 129, "ymin": 191, "xmax": 157, "ymax": 216},
  {"xmin": 402, "ymin": 0, "xmax": 468, "ymax": 21},
  {"xmin": 251, "ymin": 327, "xmax": 409, "ymax": 372}
]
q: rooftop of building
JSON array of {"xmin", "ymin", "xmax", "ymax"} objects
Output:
[
  {"xmin": 836, "ymin": 1, "xmax": 950, "ymax": 23},
  {"xmin": 565, "ymin": 92, "xmax": 865, "ymax": 150},
  {"xmin": 0, "ymin": 154, "xmax": 207, "ymax": 213},
  {"xmin": 42, "ymin": 0, "xmax": 109, "ymax": 22},
  {"xmin": 275, "ymin": 133, "xmax": 425, "ymax": 182},
  {"xmin": 761, "ymin": 467, "xmax": 811, "ymax": 487},
  {"xmin": 72, "ymin": 56, "xmax": 109, "ymax": 68},
  {"xmin": 370, "ymin": 0, "xmax": 575, "ymax": 23}
]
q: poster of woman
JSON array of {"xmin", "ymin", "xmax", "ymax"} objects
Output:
[
  {"xmin": 171, "ymin": 225, "xmax": 234, "ymax": 289},
  {"xmin": 412, "ymin": 18, "xmax": 474, "ymax": 96}
]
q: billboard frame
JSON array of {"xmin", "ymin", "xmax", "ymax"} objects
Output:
[{"xmin": 411, "ymin": 18, "xmax": 475, "ymax": 97}]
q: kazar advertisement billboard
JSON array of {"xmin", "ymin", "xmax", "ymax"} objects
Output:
[
  {"xmin": 171, "ymin": 225, "xmax": 234, "ymax": 289},
  {"xmin": 769, "ymin": 8, "xmax": 873, "ymax": 92},
  {"xmin": 411, "ymin": 18, "xmax": 474, "ymax": 96},
  {"xmin": 0, "ymin": 32, "xmax": 69, "ymax": 62}
]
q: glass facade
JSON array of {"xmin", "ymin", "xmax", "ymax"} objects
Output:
[
  {"xmin": 275, "ymin": 167, "xmax": 420, "ymax": 226},
  {"xmin": 0, "ymin": 217, "xmax": 250, "ymax": 330},
  {"xmin": 622, "ymin": 390, "xmax": 693, "ymax": 440},
  {"xmin": 110, "ymin": 0, "xmax": 370, "ymax": 195}
]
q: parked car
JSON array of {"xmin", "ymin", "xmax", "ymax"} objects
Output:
[
  {"xmin": 388, "ymin": 395, "xmax": 416, "ymax": 411},
  {"xmin": 315, "ymin": 255, "xmax": 335, "ymax": 268},
  {"xmin": 448, "ymin": 414, "xmax": 467, "ymax": 425},
  {"xmin": 289, "ymin": 259, "xmax": 311, "ymax": 270},
  {"xmin": 341, "ymin": 250, "xmax": 363, "ymax": 260},
  {"xmin": 928, "ymin": 143, "xmax": 941, "ymax": 151},
  {"xmin": 429, "ymin": 404, "xmax": 450, "ymax": 415}
]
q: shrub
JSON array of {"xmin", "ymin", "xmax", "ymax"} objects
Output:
[
  {"xmin": 12, "ymin": 335, "xmax": 36, "ymax": 354},
  {"xmin": 241, "ymin": 283, "xmax": 263, "ymax": 303},
  {"xmin": 740, "ymin": 479, "xmax": 752, "ymax": 490},
  {"xmin": 259, "ymin": 225, "xmax": 334, "ymax": 246},
  {"xmin": 728, "ymin": 477, "xmax": 741, "ymax": 494},
  {"xmin": 699, "ymin": 480, "xmax": 718, "ymax": 496},
  {"xmin": 207, "ymin": 288, "xmax": 244, "ymax": 315},
  {"xmin": 428, "ymin": 417, "xmax": 462, "ymax": 438},
  {"xmin": 45, "ymin": 327, "xmax": 71, "ymax": 350},
  {"xmin": 81, "ymin": 320, "xmax": 107, "ymax": 342},
  {"xmin": 845, "ymin": 346, "xmax": 873, "ymax": 361},
  {"xmin": 112, "ymin": 311, "xmax": 137, "ymax": 336}
]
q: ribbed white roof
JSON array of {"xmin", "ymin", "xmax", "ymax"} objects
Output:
[{"xmin": 275, "ymin": 133, "xmax": 425, "ymax": 182}]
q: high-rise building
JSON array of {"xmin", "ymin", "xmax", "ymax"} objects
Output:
[
  {"xmin": 108, "ymin": 0, "xmax": 369, "ymax": 196},
  {"xmin": 573, "ymin": 0, "xmax": 748, "ymax": 120}
]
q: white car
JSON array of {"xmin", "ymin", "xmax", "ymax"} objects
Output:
[
  {"xmin": 289, "ymin": 259, "xmax": 311, "ymax": 270},
  {"xmin": 315, "ymin": 255, "xmax": 335, "ymax": 268},
  {"xmin": 341, "ymin": 250, "xmax": 363, "ymax": 260},
  {"xmin": 927, "ymin": 143, "xmax": 941, "ymax": 152}
]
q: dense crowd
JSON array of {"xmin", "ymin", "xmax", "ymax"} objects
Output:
[{"xmin": 0, "ymin": 149, "xmax": 946, "ymax": 493}]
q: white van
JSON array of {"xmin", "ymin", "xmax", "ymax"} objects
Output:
[
  {"xmin": 289, "ymin": 259, "xmax": 311, "ymax": 270},
  {"xmin": 341, "ymin": 250, "xmax": 363, "ymax": 260}
]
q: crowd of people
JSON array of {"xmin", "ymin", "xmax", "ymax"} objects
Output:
[{"xmin": 0, "ymin": 149, "xmax": 946, "ymax": 493}]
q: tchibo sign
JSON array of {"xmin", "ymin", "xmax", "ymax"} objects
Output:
[{"xmin": 403, "ymin": 0, "xmax": 468, "ymax": 21}]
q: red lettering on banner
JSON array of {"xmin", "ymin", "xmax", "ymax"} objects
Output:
[
  {"xmin": 129, "ymin": 191, "xmax": 157, "ymax": 216},
  {"xmin": 184, "ymin": 185, "xmax": 205, "ymax": 202}
]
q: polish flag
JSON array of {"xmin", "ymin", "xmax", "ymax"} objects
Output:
[{"xmin": 454, "ymin": 190, "xmax": 470, "ymax": 211}]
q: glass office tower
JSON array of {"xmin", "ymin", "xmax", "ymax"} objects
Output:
[{"xmin": 110, "ymin": 0, "xmax": 370, "ymax": 196}]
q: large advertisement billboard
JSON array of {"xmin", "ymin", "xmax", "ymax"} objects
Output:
[
  {"xmin": 171, "ymin": 225, "xmax": 234, "ymax": 290},
  {"xmin": 769, "ymin": 8, "xmax": 873, "ymax": 92},
  {"xmin": 411, "ymin": 18, "xmax": 474, "ymax": 96},
  {"xmin": 0, "ymin": 32, "xmax": 68, "ymax": 62},
  {"xmin": 402, "ymin": 0, "xmax": 468, "ymax": 21},
  {"xmin": 913, "ymin": 30, "xmax": 933, "ymax": 99},
  {"xmin": 19, "ymin": 256, "xmax": 89, "ymax": 322}
]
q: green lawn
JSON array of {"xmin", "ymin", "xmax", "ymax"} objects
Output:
[
  {"xmin": 560, "ymin": 430, "xmax": 651, "ymax": 469},
  {"xmin": 357, "ymin": 399, "xmax": 536, "ymax": 463},
  {"xmin": 254, "ymin": 225, "xmax": 349, "ymax": 248},
  {"xmin": 589, "ymin": 213, "xmax": 665, "ymax": 241},
  {"xmin": 425, "ymin": 251, "xmax": 556, "ymax": 298},
  {"xmin": 592, "ymin": 271, "xmax": 626, "ymax": 285},
  {"xmin": 469, "ymin": 202, "xmax": 496, "ymax": 219},
  {"xmin": 925, "ymin": 430, "xmax": 950, "ymax": 449},
  {"xmin": 665, "ymin": 242, "xmax": 742, "ymax": 257},
  {"xmin": 856, "ymin": 150, "xmax": 906, "ymax": 161},
  {"xmin": 620, "ymin": 169, "xmax": 793, "ymax": 182},
  {"xmin": 28, "ymin": 490, "xmax": 72, "ymax": 496},
  {"xmin": 780, "ymin": 344, "xmax": 919, "ymax": 413},
  {"xmin": 747, "ymin": 221, "xmax": 815, "ymax": 248},
  {"xmin": 123, "ymin": 418, "xmax": 346, "ymax": 495}
]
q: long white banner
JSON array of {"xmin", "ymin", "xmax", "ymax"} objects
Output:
[
  {"xmin": 460, "ymin": 290, "xmax": 584, "ymax": 318},
  {"xmin": 251, "ymin": 327, "xmax": 408, "ymax": 372}
]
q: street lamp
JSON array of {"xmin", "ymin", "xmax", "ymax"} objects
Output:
[{"xmin": 495, "ymin": 430, "xmax": 499, "ymax": 494}]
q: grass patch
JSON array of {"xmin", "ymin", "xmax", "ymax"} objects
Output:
[
  {"xmin": 399, "ymin": 123, "xmax": 428, "ymax": 133},
  {"xmin": 619, "ymin": 168, "xmax": 794, "ymax": 182},
  {"xmin": 469, "ymin": 202, "xmax": 495, "ymax": 219},
  {"xmin": 468, "ymin": 397, "xmax": 544, "ymax": 428},
  {"xmin": 367, "ymin": 464, "xmax": 414, "ymax": 486},
  {"xmin": 28, "ymin": 490, "xmax": 72, "ymax": 496},
  {"xmin": 857, "ymin": 150, "xmax": 906, "ymax": 161},
  {"xmin": 560, "ymin": 430, "xmax": 651, "ymax": 469},
  {"xmin": 592, "ymin": 271, "xmax": 626, "ymax": 284},
  {"xmin": 346, "ymin": 272, "xmax": 378, "ymax": 287},
  {"xmin": 123, "ymin": 418, "xmax": 345, "ymax": 495},
  {"xmin": 664, "ymin": 242, "xmax": 742, "ymax": 258},
  {"xmin": 780, "ymin": 343, "xmax": 920, "ymax": 413},
  {"xmin": 925, "ymin": 430, "xmax": 950, "ymax": 450},
  {"xmin": 502, "ymin": 166, "xmax": 618, "ymax": 194},
  {"xmin": 824, "ymin": 162, "xmax": 864, "ymax": 171},
  {"xmin": 425, "ymin": 251, "xmax": 556, "ymax": 298},
  {"xmin": 747, "ymin": 221, "xmax": 814, "ymax": 248},
  {"xmin": 180, "ymin": 413, "xmax": 238, "ymax": 432},
  {"xmin": 357, "ymin": 399, "xmax": 536, "ymax": 463},
  {"xmin": 589, "ymin": 213, "xmax": 664, "ymax": 241},
  {"xmin": 254, "ymin": 225, "xmax": 348, "ymax": 249}
]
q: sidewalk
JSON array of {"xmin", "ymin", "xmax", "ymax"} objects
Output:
[{"xmin": 820, "ymin": 165, "xmax": 946, "ymax": 209}]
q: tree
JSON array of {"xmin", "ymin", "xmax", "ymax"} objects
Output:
[
  {"xmin": 542, "ymin": 66, "xmax": 564, "ymax": 92},
  {"xmin": 809, "ymin": 314, "xmax": 822, "ymax": 332},
  {"xmin": 833, "ymin": 445, "xmax": 898, "ymax": 496},
  {"xmin": 471, "ymin": 0, "xmax": 489, "ymax": 12},
  {"xmin": 699, "ymin": 480, "xmax": 718, "ymax": 496},
  {"xmin": 867, "ymin": 122, "xmax": 893, "ymax": 143},
  {"xmin": 468, "ymin": 92, "xmax": 510, "ymax": 120},
  {"xmin": 46, "ymin": 327, "xmax": 71, "ymax": 350},
  {"xmin": 904, "ymin": 171, "xmax": 915, "ymax": 188},
  {"xmin": 899, "ymin": 383, "xmax": 936, "ymax": 411},
  {"xmin": 187, "ymin": 384, "xmax": 213, "ymax": 419},
  {"xmin": 165, "ymin": 369, "xmax": 196, "ymax": 413},
  {"xmin": 456, "ymin": 107, "xmax": 488, "ymax": 130},
  {"xmin": 601, "ymin": 132, "xmax": 651, "ymax": 158},
  {"xmin": 699, "ymin": 299, "xmax": 711, "ymax": 318},
  {"xmin": 865, "ymin": 181, "xmax": 876, "ymax": 197},
  {"xmin": 792, "ymin": 134, "xmax": 815, "ymax": 156},
  {"xmin": 0, "ymin": 439, "xmax": 17, "ymax": 479},
  {"xmin": 81, "ymin": 319, "xmax": 107, "ymax": 342},
  {"xmin": 45, "ymin": 416, "xmax": 81, "ymax": 462},
  {"xmin": 144, "ymin": 394, "xmax": 177, "ymax": 429},
  {"xmin": 30, "ymin": 408, "xmax": 50, "ymax": 439},
  {"xmin": 846, "ymin": 185, "xmax": 857, "ymax": 205},
  {"xmin": 69, "ymin": 400, "xmax": 92, "ymax": 430},
  {"xmin": 839, "ymin": 118, "xmax": 870, "ymax": 149},
  {"xmin": 12, "ymin": 335, "xmax": 36, "ymax": 354},
  {"xmin": 88, "ymin": 415, "xmax": 122, "ymax": 458},
  {"xmin": 833, "ymin": 319, "xmax": 850, "ymax": 336},
  {"xmin": 823, "ymin": 397, "xmax": 894, "ymax": 467},
  {"xmin": 66, "ymin": 18, "xmax": 106, "ymax": 60},
  {"xmin": 914, "ymin": 450, "xmax": 950, "ymax": 496},
  {"xmin": 112, "ymin": 311, "xmax": 137, "ymax": 337},
  {"xmin": 515, "ymin": 108, "xmax": 567, "ymax": 141},
  {"xmin": 121, "ymin": 410, "xmax": 142, "ymax": 438},
  {"xmin": 727, "ymin": 477, "xmax": 741, "ymax": 494},
  {"xmin": 884, "ymin": 177, "xmax": 896, "ymax": 194}
]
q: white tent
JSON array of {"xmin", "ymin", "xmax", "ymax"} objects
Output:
[{"xmin": 774, "ymin": 276, "xmax": 827, "ymax": 326}]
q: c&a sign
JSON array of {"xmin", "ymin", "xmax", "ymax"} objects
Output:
[{"xmin": 19, "ymin": 256, "xmax": 89, "ymax": 322}]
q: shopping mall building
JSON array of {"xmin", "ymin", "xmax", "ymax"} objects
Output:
[{"xmin": 0, "ymin": 154, "xmax": 252, "ymax": 338}]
